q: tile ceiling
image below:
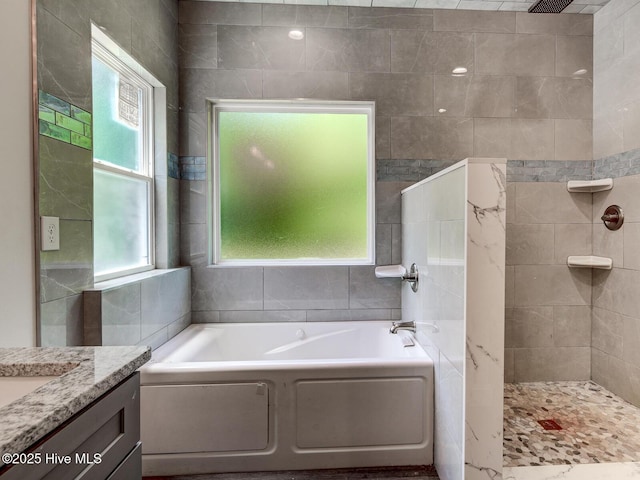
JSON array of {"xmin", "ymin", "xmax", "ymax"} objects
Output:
[{"xmin": 184, "ymin": 0, "xmax": 609, "ymax": 14}]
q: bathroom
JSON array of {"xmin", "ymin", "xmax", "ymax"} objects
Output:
[{"xmin": 2, "ymin": 0, "xmax": 640, "ymax": 479}]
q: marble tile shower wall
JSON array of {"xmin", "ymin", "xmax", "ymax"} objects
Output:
[
  {"xmin": 37, "ymin": 0, "xmax": 180, "ymax": 346},
  {"xmin": 178, "ymin": 2, "xmax": 593, "ymax": 323},
  {"xmin": 589, "ymin": 0, "xmax": 640, "ymax": 407}
]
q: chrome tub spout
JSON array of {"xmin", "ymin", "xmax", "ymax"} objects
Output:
[{"xmin": 390, "ymin": 321, "xmax": 416, "ymax": 334}]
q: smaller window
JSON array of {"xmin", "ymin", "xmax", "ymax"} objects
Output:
[
  {"xmin": 211, "ymin": 100, "xmax": 375, "ymax": 266},
  {"xmin": 92, "ymin": 38, "xmax": 154, "ymax": 281}
]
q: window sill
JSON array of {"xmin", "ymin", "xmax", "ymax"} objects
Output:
[{"xmin": 86, "ymin": 267, "xmax": 190, "ymax": 292}]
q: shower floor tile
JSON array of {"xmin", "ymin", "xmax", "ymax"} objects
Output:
[{"xmin": 504, "ymin": 381, "xmax": 640, "ymax": 467}]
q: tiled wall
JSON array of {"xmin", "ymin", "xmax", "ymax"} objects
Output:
[
  {"xmin": 505, "ymin": 182, "xmax": 592, "ymax": 382},
  {"xmin": 402, "ymin": 159, "xmax": 506, "ymax": 480},
  {"xmin": 84, "ymin": 268, "xmax": 191, "ymax": 349},
  {"xmin": 591, "ymin": 0, "xmax": 640, "ymax": 406},
  {"xmin": 178, "ymin": 2, "xmax": 593, "ymax": 324},
  {"xmin": 37, "ymin": 0, "xmax": 181, "ymax": 346}
]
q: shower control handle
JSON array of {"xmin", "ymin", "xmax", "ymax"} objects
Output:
[{"xmin": 601, "ymin": 205, "xmax": 624, "ymax": 231}]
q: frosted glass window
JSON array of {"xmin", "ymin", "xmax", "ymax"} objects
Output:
[
  {"xmin": 212, "ymin": 101, "xmax": 375, "ymax": 265},
  {"xmin": 94, "ymin": 170, "xmax": 151, "ymax": 276},
  {"xmin": 92, "ymin": 37, "xmax": 154, "ymax": 281}
]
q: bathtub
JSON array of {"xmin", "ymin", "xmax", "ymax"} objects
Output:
[{"xmin": 139, "ymin": 321, "xmax": 434, "ymax": 476}]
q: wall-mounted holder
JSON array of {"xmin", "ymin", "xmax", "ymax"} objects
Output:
[
  {"xmin": 566, "ymin": 178, "xmax": 613, "ymax": 193},
  {"xmin": 374, "ymin": 263, "xmax": 419, "ymax": 292},
  {"xmin": 601, "ymin": 205, "xmax": 624, "ymax": 231},
  {"xmin": 567, "ymin": 255, "xmax": 613, "ymax": 270}
]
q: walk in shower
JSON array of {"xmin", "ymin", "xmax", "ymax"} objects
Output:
[{"xmin": 502, "ymin": 0, "xmax": 640, "ymax": 476}]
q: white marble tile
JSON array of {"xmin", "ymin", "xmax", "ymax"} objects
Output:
[
  {"xmin": 504, "ymin": 462, "xmax": 640, "ymax": 480},
  {"xmin": 465, "ymin": 160, "xmax": 506, "ymax": 480},
  {"xmin": 402, "ymin": 158, "xmax": 506, "ymax": 480}
]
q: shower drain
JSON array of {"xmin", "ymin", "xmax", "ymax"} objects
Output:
[{"xmin": 537, "ymin": 419, "xmax": 563, "ymax": 430}]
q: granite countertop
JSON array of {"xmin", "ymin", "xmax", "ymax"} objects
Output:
[{"xmin": 0, "ymin": 346, "xmax": 151, "ymax": 463}]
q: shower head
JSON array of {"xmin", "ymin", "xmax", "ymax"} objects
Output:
[{"xmin": 528, "ymin": 0, "xmax": 574, "ymax": 13}]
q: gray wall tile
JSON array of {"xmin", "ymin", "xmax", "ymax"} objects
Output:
[
  {"xmin": 263, "ymin": 5, "xmax": 348, "ymax": 27},
  {"xmin": 515, "ymin": 77, "xmax": 592, "ymax": 120},
  {"xmin": 264, "ymin": 267, "xmax": 349, "ymax": 310},
  {"xmin": 101, "ymin": 283, "xmax": 142, "ymax": 346},
  {"xmin": 180, "ymin": 223, "xmax": 208, "ymax": 267},
  {"xmin": 179, "ymin": 112, "xmax": 207, "ymax": 157},
  {"xmin": 391, "ymin": 31, "xmax": 474, "ymax": 74},
  {"xmin": 376, "ymin": 223, "xmax": 393, "ymax": 265},
  {"xmin": 40, "ymin": 220, "xmax": 93, "ymax": 303},
  {"xmin": 623, "ymin": 223, "xmax": 640, "ymax": 270},
  {"xmin": 475, "ymin": 33, "xmax": 555, "ymax": 77},
  {"xmin": 350, "ymin": 73, "xmax": 433, "ymax": 116},
  {"xmin": 179, "ymin": 1, "xmax": 262, "ymax": 26},
  {"xmin": 505, "ymin": 224, "xmax": 554, "ymax": 265},
  {"xmin": 515, "ymin": 12, "xmax": 593, "ymax": 36},
  {"xmin": 375, "ymin": 117, "xmax": 391, "ymax": 159},
  {"xmin": 474, "ymin": 118, "xmax": 512, "ymax": 158},
  {"xmin": 180, "ymin": 68, "xmax": 262, "ymax": 113},
  {"xmin": 306, "ymin": 27, "xmax": 391, "ymax": 72},
  {"xmin": 306, "ymin": 309, "xmax": 393, "ymax": 321},
  {"xmin": 553, "ymin": 305, "xmax": 591, "ymax": 347},
  {"xmin": 434, "ymin": 74, "xmax": 514, "ymax": 118},
  {"xmin": 263, "ymin": 71, "xmax": 349, "ymax": 99},
  {"xmin": 391, "ymin": 116, "xmax": 474, "ymax": 160},
  {"xmin": 179, "ymin": 24, "xmax": 217, "ymax": 69},
  {"xmin": 40, "ymin": 297, "xmax": 68, "ymax": 347},
  {"xmin": 348, "ymin": 6, "xmax": 434, "ymax": 29},
  {"xmin": 37, "ymin": 7, "xmax": 92, "ymax": 110},
  {"xmin": 376, "ymin": 181, "xmax": 411, "ymax": 224},
  {"xmin": 514, "ymin": 182, "xmax": 592, "ymax": 224},
  {"xmin": 349, "ymin": 266, "xmax": 401, "ymax": 308},
  {"xmin": 556, "ymin": 35, "xmax": 593, "ymax": 78},
  {"xmin": 593, "ymin": 225, "xmax": 623, "ymax": 268},
  {"xmin": 554, "ymin": 119, "xmax": 593, "ymax": 161},
  {"xmin": 514, "ymin": 265, "xmax": 591, "ymax": 306},
  {"xmin": 141, "ymin": 268, "xmax": 191, "ymax": 339},
  {"xmin": 513, "ymin": 346, "xmax": 591, "ymax": 382},
  {"xmin": 192, "ymin": 266, "xmax": 264, "ymax": 311},
  {"xmin": 554, "ymin": 224, "xmax": 593, "ymax": 264},
  {"xmin": 593, "ymin": 267, "xmax": 640, "ymax": 319},
  {"xmin": 220, "ymin": 310, "xmax": 307, "ymax": 322},
  {"xmin": 505, "ymin": 306, "xmax": 553, "ymax": 348},
  {"xmin": 433, "ymin": 10, "xmax": 516, "ymax": 33},
  {"xmin": 180, "ymin": 180, "xmax": 207, "ymax": 224},
  {"xmin": 217, "ymin": 26, "xmax": 306, "ymax": 71},
  {"xmin": 39, "ymin": 137, "xmax": 92, "ymax": 220}
]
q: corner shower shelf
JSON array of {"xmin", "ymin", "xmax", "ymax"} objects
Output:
[
  {"xmin": 566, "ymin": 178, "xmax": 613, "ymax": 193},
  {"xmin": 567, "ymin": 255, "xmax": 613, "ymax": 270}
]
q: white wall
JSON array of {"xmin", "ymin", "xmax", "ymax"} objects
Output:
[
  {"xmin": 0, "ymin": 0, "xmax": 36, "ymax": 346},
  {"xmin": 402, "ymin": 158, "xmax": 506, "ymax": 480}
]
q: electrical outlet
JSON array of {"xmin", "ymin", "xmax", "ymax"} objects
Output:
[{"xmin": 41, "ymin": 216, "xmax": 60, "ymax": 251}]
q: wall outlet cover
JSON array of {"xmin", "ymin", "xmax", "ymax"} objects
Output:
[{"xmin": 41, "ymin": 216, "xmax": 60, "ymax": 251}]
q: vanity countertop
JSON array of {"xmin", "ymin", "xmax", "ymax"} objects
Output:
[{"xmin": 0, "ymin": 346, "xmax": 151, "ymax": 463}]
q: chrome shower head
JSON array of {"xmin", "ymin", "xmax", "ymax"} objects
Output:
[{"xmin": 528, "ymin": 0, "xmax": 574, "ymax": 13}]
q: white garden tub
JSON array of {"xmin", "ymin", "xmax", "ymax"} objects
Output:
[{"xmin": 139, "ymin": 321, "xmax": 434, "ymax": 476}]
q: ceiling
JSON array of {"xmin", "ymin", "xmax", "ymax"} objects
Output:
[{"xmin": 184, "ymin": 0, "xmax": 609, "ymax": 14}]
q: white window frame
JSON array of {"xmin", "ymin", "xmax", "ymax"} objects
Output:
[
  {"xmin": 209, "ymin": 99, "xmax": 376, "ymax": 267},
  {"xmin": 92, "ymin": 28, "xmax": 155, "ymax": 282}
]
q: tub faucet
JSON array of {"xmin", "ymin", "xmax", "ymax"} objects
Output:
[{"xmin": 390, "ymin": 321, "xmax": 416, "ymax": 334}]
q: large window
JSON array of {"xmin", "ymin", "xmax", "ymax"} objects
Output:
[
  {"xmin": 92, "ymin": 37, "xmax": 154, "ymax": 281},
  {"xmin": 211, "ymin": 100, "xmax": 375, "ymax": 266}
]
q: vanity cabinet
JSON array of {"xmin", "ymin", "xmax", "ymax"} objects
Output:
[{"xmin": 0, "ymin": 373, "xmax": 141, "ymax": 480}]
